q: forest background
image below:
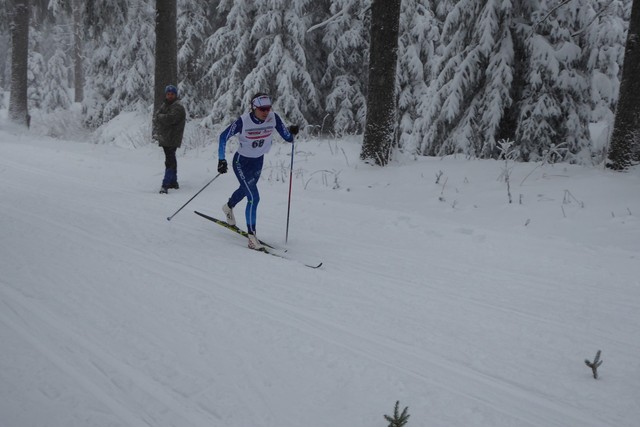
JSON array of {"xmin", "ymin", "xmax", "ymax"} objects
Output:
[{"xmin": 0, "ymin": 0, "xmax": 631, "ymax": 163}]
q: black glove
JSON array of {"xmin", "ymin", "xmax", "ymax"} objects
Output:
[
  {"xmin": 217, "ymin": 159, "xmax": 228, "ymax": 174},
  {"xmin": 288, "ymin": 125, "xmax": 299, "ymax": 136}
]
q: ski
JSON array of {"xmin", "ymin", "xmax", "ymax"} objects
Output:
[
  {"xmin": 194, "ymin": 211, "xmax": 323, "ymax": 269},
  {"xmin": 194, "ymin": 210, "xmax": 276, "ymax": 248},
  {"xmin": 260, "ymin": 247, "xmax": 323, "ymax": 269}
]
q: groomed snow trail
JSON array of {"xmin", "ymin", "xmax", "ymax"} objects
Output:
[{"xmin": 2, "ymin": 132, "xmax": 639, "ymax": 426}]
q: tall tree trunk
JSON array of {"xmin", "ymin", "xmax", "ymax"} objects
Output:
[
  {"xmin": 154, "ymin": 0, "xmax": 178, "ymax": 112},
  {"xmin": 360, "ymin": 0, "xmax": 402, "ymax": 166},
  {"xmin": 72, "ymin": 0, "xmax": 84, "ymax": 103},
  {"xmin": 607, "ymin": 0, "xmax": 640, "ymax": 170},
  {"xmin": 9, "ymin": 0, "xmax": 30, "ymax": 127}
]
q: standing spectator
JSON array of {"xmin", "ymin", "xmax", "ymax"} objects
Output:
[
  {"xmin": 153, "ymin": 84, "xmax": 186, "ymax": 193},
  {"xmin": 217, "ymin": 93, "xmax": 299, "ymax": 250}
]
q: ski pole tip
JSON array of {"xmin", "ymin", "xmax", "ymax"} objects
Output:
[{"xmin": 166, "ymin": 217, "xmax": 171, "ymax": 221}]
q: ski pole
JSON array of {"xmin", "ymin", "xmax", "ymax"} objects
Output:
[
  {"xmin": 166, "ymin": 173, "xmax": 221, "ymax": 221},
  {"xmin": 285, "ymin": 142, "xmax": 295, "ymax": 243}
]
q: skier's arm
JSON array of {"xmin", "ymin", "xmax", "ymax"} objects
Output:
[
  {"xmin": 218, "ymin": 117, "xmax": 243, "ymax": 160},
  {"xmin": 274, "ymin": 113, "xmax": 294, "ymax": 143}
]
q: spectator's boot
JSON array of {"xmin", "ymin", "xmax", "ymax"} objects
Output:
[
  {"xmin": 160, "ymin": 168, "xmax": 176, "ymax": 193},
  {"xmin": 169, "ymin": 168, "xmax": 179, "ymax": 189}
]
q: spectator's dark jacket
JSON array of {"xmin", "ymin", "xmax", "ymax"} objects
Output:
[{"xmin": 153, "ymin": 100, "xmax": 186, "ymax": 148}]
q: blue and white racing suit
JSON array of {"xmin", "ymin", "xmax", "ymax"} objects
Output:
[{"xmin": 218, "ymin": 111, "xmax": 294, "ymax": 234}]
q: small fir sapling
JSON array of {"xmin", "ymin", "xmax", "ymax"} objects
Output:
[
  {"xmin": 497, "ymin": 139, "xmax": 519, "ymax": 203},
  {"xmin": 384, "ymin": 401, "xmax": 410, "ymax": 427},
  {"xmin": 439, "ymin": 176, "xmax": 448, "ymax": 202},
  {"xmin": 585, "ymin": 350, "xmax": 603, "ymax": 379}
]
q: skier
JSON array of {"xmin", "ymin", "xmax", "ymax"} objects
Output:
[
  {"xmin": 153, "ymin": 84, "xmax": 186, "ymax": 194},
  {"xmin": 217, "ymin": 93, "xmax": 299, "ymax": 250}
]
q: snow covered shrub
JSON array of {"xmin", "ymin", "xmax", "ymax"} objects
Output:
[
  {"xmin": 92, "ymin": 111, "xmax": 151, "ymax": 148},
  {"xmin": 180, "ymin": 122, "xmax": 214, "ymax": 152},
  {"xmin": 42, "ymin": 49, "xmax": 71, "ymax": 113},
  {"xmin": 303, "ymin": 169, "xmax": 342, "ymax": 190},
  {"xmin": 29, "ymin": 107, "xmax": 87, "ymax": 140},
  {"xmin": 520, "ymin": 141, "xmax": 569, "ymax": 185}
]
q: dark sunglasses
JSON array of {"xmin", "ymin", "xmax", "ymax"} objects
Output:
[{"xmin": 256, "ymin": 106, "xmax": 271, "ymax": 112}]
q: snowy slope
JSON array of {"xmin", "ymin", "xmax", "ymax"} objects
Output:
[{"xmin": 1, "ymin": 123, "xmax": 639, "ymax": 427}]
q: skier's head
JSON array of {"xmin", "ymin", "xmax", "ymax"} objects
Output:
[
  {"xmin": 251, "ymin": 92, "xmax": 271, "ymax": 112},
  {"xmin": 250, "ymin": 93, "xmax": 272, "ymax": 120}
]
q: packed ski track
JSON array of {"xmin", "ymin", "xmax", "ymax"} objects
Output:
[{"xmin": 1, "ymin": 127, "xmax": 640, "ymax": 427}]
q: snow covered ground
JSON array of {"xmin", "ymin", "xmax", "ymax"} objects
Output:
[{"xmin": 1, "ymin": 115, "xmax": 639, "ymax": 427}]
